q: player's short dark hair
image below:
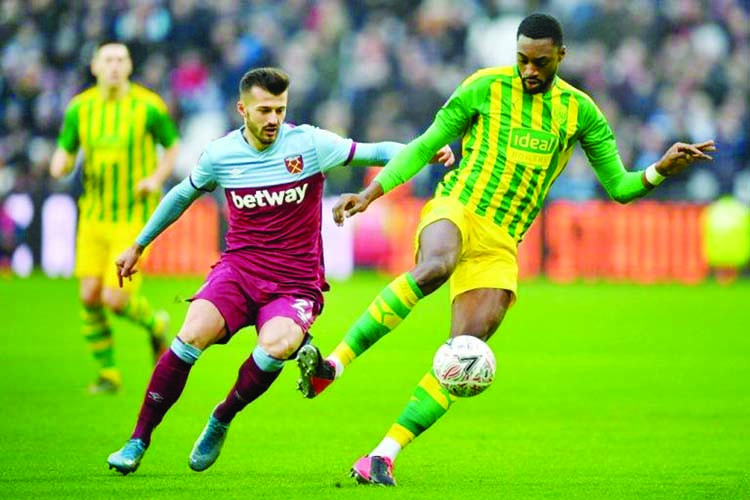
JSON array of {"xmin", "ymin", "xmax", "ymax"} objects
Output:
[
  {"xmin": 91, "ymin": 39, "xmax": 129, "ymax": 60},
  {"xmin": 93, "ymin": 39, "xmax": 130, "ymax": 55},
  {"xmin": 239, "ymin": 67, "xmax": 290, "ymax": 96},
  {"xmin": 517, "ymin": 13, "xmax": 564, "ymax": 46}
]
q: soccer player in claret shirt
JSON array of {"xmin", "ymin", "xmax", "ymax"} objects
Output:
[
  {"xmin": 106, "ymin": 67, "xmax": 454, "ymax": 475},
  {"xmin": 296, "ymin": 13, "xmax": 716, "ymax": 486},
  {"xmin": 50, "ymin": 41, "xmax": 179, "ymax": 394}
]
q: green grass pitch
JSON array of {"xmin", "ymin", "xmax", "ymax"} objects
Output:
[{"xmin": 2, "ymin": 273, "xmax": 749, "ymax": 499}]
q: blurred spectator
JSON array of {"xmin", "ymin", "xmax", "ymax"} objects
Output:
[
  {"xmin": 0, "ymin": 0, "xmax": 747, "ymax": 201},
  {"xmin": 0, "ymin": 201, "xmax": 15, "ymax": 272}
]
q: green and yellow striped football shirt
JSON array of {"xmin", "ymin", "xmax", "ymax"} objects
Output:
[
  {"xmin": 57, "ymin": 83, "xmax": 179, "ymax": 224},
  {"xmin": 375, "ymin": 66, "xmax": 650, "ymax": 242}
]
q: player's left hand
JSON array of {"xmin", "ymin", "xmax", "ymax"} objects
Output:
[
  {"xmin": 656, "ymin": 140, "xmax": 716, "ymax": 176},
  {"xmin": 430, "ymin": 145, "xmax": 455, "ymax": 168},
  {"xmin": 135, "ymin": 176, "xmax": 162, "ymax": 197}
]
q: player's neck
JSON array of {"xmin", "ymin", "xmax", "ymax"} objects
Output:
[{"xmin": 98, "ymin": 81, "xmax": 130, "ymax": 100}]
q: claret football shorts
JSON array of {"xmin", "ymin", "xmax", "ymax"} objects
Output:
[{"xmin": 192, "ymin": 259, "xmax": 322, "ymax": 342}]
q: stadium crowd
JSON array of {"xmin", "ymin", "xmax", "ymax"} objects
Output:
[{"xmin": 1, "ymin": 0, "xmax": 748, "ymax": 205}]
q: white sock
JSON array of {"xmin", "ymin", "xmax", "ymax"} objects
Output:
[
  {"xmin": 327, "ymin": 356, "xmax": 344, "ymax": 379},
  {"xmin": 370, "ymin": 437, "xmax": 402, "ymax": 460}
]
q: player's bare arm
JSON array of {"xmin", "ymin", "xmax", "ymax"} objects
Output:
[
  {"xmin": 136, "ymin": 142, "xmax": 181, "ymax": 197},
  {"xmin": 642, "ymin": 140, "xmax": 716, "ymax": 187},
  {"xmin": 333, "ymin": 144, "xmax": 454, "ymax": 225}
]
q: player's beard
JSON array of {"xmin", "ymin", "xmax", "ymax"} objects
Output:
[
  {"xmin": 246, "ymin": 121, "xmax": 278, "ymax": 145},
  {"xmin": 261, "ymin": 125, "xmax": 279, "ymax": 143},
  {"xmin": 522, "ymin": 74, "xmax": 554, "ymax": 94}
]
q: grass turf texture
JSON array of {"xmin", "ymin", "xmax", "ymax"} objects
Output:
[{"xmin": 2, "ymin": 273, "xmax": 749, "ymax": 499}]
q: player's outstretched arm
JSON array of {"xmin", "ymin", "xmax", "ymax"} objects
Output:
[
  {"xmin": 115, "ymin": 176, "xmax": 204, "ymax": 287},
  {"xmin": 645, "ymin": 140, "xmax": 716, "ymax": 186},
  {"xmin": 332, "ymin": 181, "xmax": 385, "ymax": 226},
  {"xmin": 590, "ymin": 139, "xmax": 717, "ymax": 204},
  {"xmin": 348, "ymin": 142, "xmax": 454, "ymax": 169},
  {"xmin": 332, "ymin": 140, "xmax": 454, "ymax": 226}
]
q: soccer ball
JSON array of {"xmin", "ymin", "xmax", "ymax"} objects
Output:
[{"xmin": 433, "ymin": 335, "xmax": 496, "ymax": 398}]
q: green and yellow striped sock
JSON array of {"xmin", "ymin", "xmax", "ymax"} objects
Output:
[
  {"xmin": 386, "ymin": 370, "xmax": 457, "ymax": 448},
  {"xmin": 81, "ymin": 305, "xmax": 114, "ymax": 370},
  {"xmin": 331, "ymin": 273, "xmax": 423, "ymax": 367}
]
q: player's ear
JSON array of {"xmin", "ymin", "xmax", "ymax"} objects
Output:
[
  {"xmin": 90, "ymin": 52, "xmax": 100, "ymax": 78},
  {"xmin": 558, "ymin": 45, "xmax": 567, "ymax": 62},
  {"xmin": 236, "ymin": 100, "xmax": 245, "ymax": 117},
  {"xmin": 124, "ymin": 55, "xmax": 133, "ymax": 78}
]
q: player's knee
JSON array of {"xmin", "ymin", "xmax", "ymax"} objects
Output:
[
  {"xmin": 258, "ymin": 336, "xmax": 295, "ymax": 359},
  {"xmin": 413, "ymin": 258, "xmax": 453, "ymax": 294},
  {"xmin": 80, "ymin": 292, "xmax": 101, "ymax": 308},
  {"xmin": 177, "ymin": 320, "xmax": 225, "ymax": 350},
  {"xmin": 101, "ymin": 293, "xmax": 128, "ymax": 315},
  {"xmin": 104, "ymin": 299, "xmax": 126, "ymax": 315},
  {"xmin": 79, "ymin": 285, "xmax": 102, "ymax": 307},
  {"xmin": 177, "ymin": 329, "xmax": 217, "ymax": 351},
  {"xmin": 258, "ymin": 318, "xmax": 303, "ymax": 359}
]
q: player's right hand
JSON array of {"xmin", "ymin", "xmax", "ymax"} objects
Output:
[
  {"xmin": 332, "ymin": 182, "xmax": 385, "ymax": 226},
  {"xmin": 332, "ymin": 193, "xmax": 370, "ymax": 226},
  {"xmin": 115, "ymin": 244, "xmax": 144, "ymax": 288},
  {"xmin": 49, "ymin": 149, "xmax": 75, "ymax": 179},
  {"xmin": 49, "ymin": 162, "xmax": 66, "ymax": 179},
  {"xmin": 430, "ymin": 145, "xmax": 455, "ymax": 168}
]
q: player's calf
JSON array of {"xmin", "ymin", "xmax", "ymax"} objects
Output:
[{"xmin": 148, "ymin": 310, "xmax": 170, "ymax": 362}]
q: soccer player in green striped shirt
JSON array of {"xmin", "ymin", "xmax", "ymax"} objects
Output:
[
  {"xmin": 297, "ymin": 13, "xmax": 716, "ymax": 486},
  {"xmin": 49, "ymin": 41, "xmax": 180, "ymax": 394}
]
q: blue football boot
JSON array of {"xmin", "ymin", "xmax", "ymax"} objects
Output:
[
  {"xmin": 107, "ymin": 439, "xmax": 147, "ymax": 475},
  {"xmin": 189, "ymin": 414, "xmax": 230, "ymax": 472}
]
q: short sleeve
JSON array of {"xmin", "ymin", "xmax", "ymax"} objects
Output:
[
  {"xmin": 307, "ymin": 126, "xmax": 355, "ymax": 173},
  {"xmin": 189, "ymin": 150, "xmax": 218, "ymax": 192},
  {"xmin": 57, "ymin": 100, "xmax": 81, "ymax": 153},
  {"xmin": 147, "ymin": 99, "xmax": 179, "ymax": 148}
]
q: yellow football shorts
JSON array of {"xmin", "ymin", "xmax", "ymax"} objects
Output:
[
  {"xmin": 74, "ymin": 220, "xmax": 151, "ymax": 291},
  {"xmin": 414, "ymin": 196, "xmax": 519, "ymax": 304}
]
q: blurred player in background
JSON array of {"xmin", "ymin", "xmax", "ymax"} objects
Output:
[
  {"xmin": 297, "ymin": 13, "xmax": 716, "ymax": 486},
  {"xmin": 49, "ymin": 41, "xmax": 180, "ymax": 394},
  {"xmin": 106, "ymin": 67, "xmax": 454, "ymax": 475}
]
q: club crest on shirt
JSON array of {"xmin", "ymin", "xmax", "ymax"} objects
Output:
[{"xmin": 284, "ymin": 155, "xmax": 304, "ymax": 175}]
